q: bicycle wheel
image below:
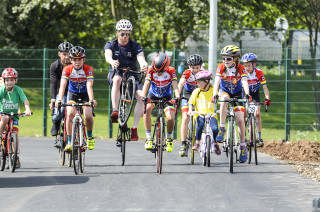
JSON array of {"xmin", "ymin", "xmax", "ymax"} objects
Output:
[
  {"xmin": 58, "ymin": 124, "xmax": 65, "ymax": 166},
  {"xmin": 253, "ymin": 118, "xmax": 258, "ymax": 165},
  {"xmin": 206, "ymin": 135, "xmax": 211, "ymax": 167},
  {"xmin": 8, "ymin": 132, "xmax": 18, "ymax": 173},
  {"xmin": 228, "ymin": 117, "xmax": 234, "ymax": 173},
  {"xmin": 121, "ymin": 126, "xmax": 127, "ymax": 166},
  {"xmin": 119, "ymin": 76, "xmax": 136, "ymax": 127},
  {"xmin": 80, "ymin": 124, "xmax": 85, "ymax": 173},
  {"xmin": 190, "ymin": 116, "xmax": 195, "ymax": 165},
  {"xmin": 0, "ymin": 139, "xmax": 5, "ymax": 171},
  {"xmin": 156, "ymin": 118, "xmax": 164, "ymax": 174},
  {"xmin": 248, "ymin": 118, "xmax": 253, "ymax": 164},
  {"xmin": 72, "ymin": 120, "xmax": 80, "ymax": 175},
  {"xmin": 67, "ymin": 152, "xmax": 72, "ymax": 167}
]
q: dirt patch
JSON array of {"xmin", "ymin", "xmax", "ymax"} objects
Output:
[{"xmin": 259, "ymin": 140, "xmax": 320, "ymax": 182}]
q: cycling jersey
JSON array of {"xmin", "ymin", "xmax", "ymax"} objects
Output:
[
  {"xmin": 50, "ymin": 59, "xmax": 68, "ymax": 99},
  {"xmin": 216, "ymin": 63, "xmax": 247, "ymax": 94},
  {"xmin": 181, "ymin": 69, "xmax": 199, "ymax": 94},
  {"xmin": 146, "ymin": 67, "xmax": 177, "ymax": 98},
  {"xmin": 62, "ymin": 64, "xmax": 94, "ymax": 94},
  {"xmin": 104, "ymin": 39, "xmax": 143, "ymax": 71},
  {"xmin": 247, "ymin": 67, "xmax": 267, "ymax": 93}
]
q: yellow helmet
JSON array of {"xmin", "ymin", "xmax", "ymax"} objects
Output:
[{"xmin": 220, "ymin": 45, "xmax": 241, "ymax": 57}]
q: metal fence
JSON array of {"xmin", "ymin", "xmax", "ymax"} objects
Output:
[{"xmin": 0, "ymin": 47, "xmax": 319, "ymax": 140}]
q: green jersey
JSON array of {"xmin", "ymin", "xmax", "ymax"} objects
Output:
[{"xmin": 0, "ymin": 85, "xmax": 27, "ymax": 120}]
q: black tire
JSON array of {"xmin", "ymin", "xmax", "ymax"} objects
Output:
[
  {"xmin": 80, "ymin": 124, "xmax": 85, "ymax": 173},
  {"xmin": 9, "ymin": 133, "xmax": 18, "ymax": 173},
  {"xmin": 248, "ymin": 118, "xmax": 253, "ymax": 164},
  {"xmin": 206, "ymin": 135, "xmax": 211, "ymax": 167},
  {"xmin": 121, "ymin": 127, "xmax": 127, "ymax": 166},
  {"xmin": 253, "ymin": 118, "xmax": 258, "ymax": 165},
  {"xmin": 156, "ymin": 118, "xmax": 164, "ymax": 174},
  {"xmin": 58, "ymin": 124, "xmax": 65, "ymax": 166},
  {"xmin": 228, "ymin": 117, "xmax": 234, "ymax": 174},
  {"xmin": 190, "ymin": 117, "xmax": 195, "ymax": 165},
  {"xmin": 119, "ymin": 76, "xmax": 136, "ymax": 127},
  {"xmin": 0, "ymin": 139, "xmax": 6, "ymax": 171},
  {"xmin": 72, "ymin": 120, "xmax": 80, "ymax": 175},
  {"xmin": 67, "ymin": 152, "xmax": 72, "ymax": 167}
]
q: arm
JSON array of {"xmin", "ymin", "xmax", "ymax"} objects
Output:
[
  {"xmin": 137, "ymin": 52, "xmax": 148, "ymax": 73},
  {"xmin": 86, "ymin": 79, "xmax": 97, "ymax": 106},
  {"xmin": 104, "ymin": 49, "xmax": 119, "ymax": 70},
  {"xmin": 178, "ymin": 78, "xmax": 186, "ymax": 94},
  {"xmin": 55, "ymin": 78, "xmax": 68, "ymax": 108},
  {"xmin": 23, "ymin": 99, "xmax": 31, "ymax": 116},
  {"xmin": 49, "ymin": 63, "xmax": 58, "ymax": 110},
  {"xmin": 172, "ymin": 80, "xmax": 180, "ymax": 99},
  {"xmin": 241, "ymin": 77, "xmax": 249, "ymax": 95},
  {"xmin": 141, "ymin": 80, "xmax": 151, "ymax": 98},
  {"xmin": 262, "ymin": 84, "xmax": 270, "ymax": 100},
  {"xmin": 212, "ymin": 76, "xmax": 221, "ymax": 97}
]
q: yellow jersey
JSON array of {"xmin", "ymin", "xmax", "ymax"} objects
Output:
[{"xmin": 188, "ymin": 86, "xmax": 217, "ymax": 118}]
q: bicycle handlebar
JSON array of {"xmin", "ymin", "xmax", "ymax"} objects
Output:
[
  {"xmin": 0, "ymin": 111, "xmax": 33, "ymax": 117},
  {"xmin": 112, "ymin": 67, "xmax": 142, "ymax": 75}
]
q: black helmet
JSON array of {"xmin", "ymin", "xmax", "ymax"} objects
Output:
[
  {"xmin": 187, "ymin": 54, "xmax": 203, "ymax": 66},
  {"xmin": 69, "ymin": 46, "xmax": 86, "ymax": 58},
  {"xmin": 58, "ymin": 42, "xmax": 73, "ymax": 52},
  {"xmin": 220, "ymin": 45, "xmax": 241, "ymax": 58},
  {"xmin": 152, "ymin": 53, "xmax": 170, "ymax": 73}
]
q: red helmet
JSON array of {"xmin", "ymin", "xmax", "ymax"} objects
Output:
[
  {"xmin": 152, "ymin": 53, "xmax": 170, "ymax": 73},
  {"xmin": 2, "ymin": 68, "xmax": 18, "ymax": 79}
]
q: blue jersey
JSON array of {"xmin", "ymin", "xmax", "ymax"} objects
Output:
[{"xmin": 104, "ymin": 39, "xmax": 143, "ymax": 71}]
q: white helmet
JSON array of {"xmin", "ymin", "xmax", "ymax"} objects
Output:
[{"xmin": 116, "ymin": 19, "xmax": 133, "ymax": 31}]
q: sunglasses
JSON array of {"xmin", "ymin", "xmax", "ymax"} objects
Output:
[
  {"xmin": 120, "ymin": 33, "xmax": 130, "ymax": 37},
  {"xmin": 222, "ymin": 57, "xmax": 233, "ymax": 61}
]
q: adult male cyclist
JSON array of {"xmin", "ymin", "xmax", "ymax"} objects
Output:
[
  {"xmin": 49, "ymin": 42, "xmax": 73, "ymax": 143},
  {"xmin": 104, "ymin": 19, "xmax": 148, "ymax": 141}
]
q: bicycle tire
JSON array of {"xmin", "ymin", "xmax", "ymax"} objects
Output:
[
  {"xmin": 58, "ymin": 124, "xmax": 65, "ymax": 166},
  {"xmin": 228, "ymin": 117, "xmax": 234, "ymax": 173},
  {"xmin": 0, "ymin": 139, "xmax": 5, "ymax": 171},
  {"xmin": 121, "ymin": 126, "xmax": 127, "ymax": 166},
  {"xmin": 72, "ymin": 120, "xmax": 80, "ymax": 175},
  {"xmin": 80, "ymin": 124, "xmax": 85, "ymax": 173},
  {"xmin": 253, "ymin": 118, "xmax": 258, "ymax": 165},
  {"xmin": 202, "ymin": 136, "xmax": 206, "ymax": 166},
  {"xmin": 248, "ymin": 118, "xmax": 253, "ymax": 164},
  {"xmin": 206, "ymin": 135, "xmax": 211, "ymax": 167},
  {"xmin": 190, "ymin": 116, "xmax": 195, "ymax": 165},
  {"xmin": 119, "ymin": 76, "xmax": 136, "ymax": 127},
  {"xmin": 156, "ymin": 118, "xmax": 164, "ymax": 174},
  {"xmin": 9, "ymin": 132, "xmax": 18, "ymax": 173}
]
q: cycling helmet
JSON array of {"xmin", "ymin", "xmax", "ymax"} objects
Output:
[
  {"xmin": 152, "ymin": 53, "xmax": 170, "ymax": 73},
  {"xmin": 220, "ymin": 45, "xmax": 241, "ymax": 58},
  {"xmin": 69, "ymin": 46, "xmax": 86, "ymax": 58},
  {"xmin": 116, "ymin": 19, "xmax": 133, "ymax": 31},
  {"xmin": 2, "ymin": 68, "xmax": 18, "ymax": 79},
  {"xmin": 58, "ymin": 42, "xmax": 73, "ymax": 52},
  {"xmin": 241, "ymin": 53, "xmax": 258, "ymax": 63},
  {"xmin": 187, "ymin": 54, "xmax": 203, "ymax": 66},
  {"xmin": 195, "ymin": 71, "xmax": 212, "ymax": 81}
]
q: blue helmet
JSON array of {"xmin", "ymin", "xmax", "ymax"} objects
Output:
[{"xmin": 241, "ymin": 53, "xmax": 258, "ymax": 63}]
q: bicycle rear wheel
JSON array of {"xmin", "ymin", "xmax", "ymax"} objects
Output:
[
  {"xmin": 156, "ymin": 118, "xmax": 164, "ymax": 174},
  {"xmin": 72, "ymin": 120, "xmax": 80, "ymax": 175},
  {"xmin": 206, "ymin": 135, "xmax": 211, "ymax": 167},
  {"xmin": 9, "ymin": 133, "xmax": 18, "ymax": 173},
  {"xmin": 228, "ymin": 117, "xmax": 234, "ymax": 173},
  {"xmin": 0, "ymin": 140, "xmax": 6, "ymax": 171},
  {"xmin": 119, "ymin": 76, "xmax": 136, "ymax": 127}
]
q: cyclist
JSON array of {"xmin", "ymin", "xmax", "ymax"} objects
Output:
[
  {"xmin": 241, "ymin": 53, "xmax": 271, "ymax": 147},
  {"xmin": 0, "ymin": 68, "xmax": 32, "ymax": 168},
  {"xmin": 104, "ymin": 19, "xmax": 148, "ymax": 141},
  {"xmin": 141, "ymin": 53, "xmax": 180, "ymax": 152},
  {"xmin": 188, "ymin": 71, "xmax": 220, "ymax": 155},
  {"xmin": 49, "ymin": 42, "xmax": 73, "ymax": 142},
  {"xmin": 212, "ymin": 45, "xmax": 250, "ymax": 163},
  {"xmin": 177, "ymin": 54, "xmax": 204, "ymax": 156},
  {"xmin": 55, "ymin": 46, "xmax": 97, "ymax": 151}
]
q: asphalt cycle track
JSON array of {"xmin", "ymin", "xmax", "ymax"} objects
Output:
[{"xmin": 0, "ymin": 137, "xmax": 319, "ymax": 212}]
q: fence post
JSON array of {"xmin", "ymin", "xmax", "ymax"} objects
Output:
[
  {"xmin": 43, "ymin": 48, "xmax": 48, "ymax": 136},
  {"xmin": 173, "ymin": 48, "xmax": 178, "ymax": 140},
  {"xmin": 285, "ymin": 47, "xmax": 291, "ymax": 141}
]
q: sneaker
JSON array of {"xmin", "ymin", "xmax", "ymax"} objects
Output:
[
  {"xmin": 214, "ymin": 143, "xmax": 221, "ymax": 155},
  {"xmin": 216, "ymin": 128, "xmax": 225, "ymax": 142},
  {"xmin": 239, "ymin": 145, "xmax": 247, "ymax": 163},
  {"xmin": 16, "ymin": 156, "xmax": 20, "ymax": 169},
  {"xmin": 88, "ymin": 137, "xmax": 95, "ymax": 150},
  {"xmin": 64, "ymin": 144, "xmax": 72, "ymax": 152},
  {"xmin": 192, "ymin": 144, "xmax": 199, "ymax": 152},
  {"xmin": 130, "ymin": 128, "xmax": 139, "ymax": 141},
  {"xmin": 166, "ymin": 138, "xmax": 174, "ymax": 152},
  {"xmin": 179, "ymin": 145, "xmax": 186, "ymax": 156},
  {"xmin": 116, "ymin": 141, "xmax": 121, "ymax": 147},
  {"xmin": 256, "ymin": 138, "xmax": 264, "ymax": 147},
  {"xmin": 145, "ymin": 138, "xmax": 153, "ymax": 150},
  {"xmin": 51, "ymin": 123, "xmax": 60, "ymax": 136},
  {"xmin": 110, "ymin": 110, "xmax": 119, "ymax": 123}
]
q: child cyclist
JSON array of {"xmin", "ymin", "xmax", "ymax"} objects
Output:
[
  {"xmin": 141, "ymin": 52, "xmax": 180, "ymax": 152},
  {"xmin": 212, "ymin": 45, "xmax": 250, "ymax": 163},
  {"xmin": 55, "ymin": 46, "xmax": 97, "ymax": 151},
  {"xmin": 0, "ymin": 68, "xmax": 32, "ymax": 168},
  {"xmin": 177, "ymin": 54, "xmax": 204, "ymax": 156},
  {"xmin": 241, "ymin": 53, "xmax": 271, "ymax": 147},
  {"xmin": 189, "ymin": 71, "xmax": 220, "ymax": 155}
]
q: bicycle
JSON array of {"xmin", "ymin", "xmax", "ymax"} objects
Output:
[
  {"xmin": 143, "ymin": 98, "xmax": 177, "ymax": 174},
  {"xmin": 113, "ymin": 67, "xmax": 143, "ymax": 166},
  {"xmin": 59, "ymin": 100, "xmax": 95, "ymax": 175},
  {"xmin": 218, "ymin": 98, "xmax": 247, "ymax": 173},
  {"xmin": 0, "ymin": 111, "xmax": 32, "ymax": 172},
  {"xmin": 246, "ymin": 101, "xmax": 268, "ymax": 165}
]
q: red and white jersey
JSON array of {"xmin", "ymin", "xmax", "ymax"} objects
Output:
[
  {"xmin": 181, "ymin": 69, "xmax": 204, "ymax": 93},
  {"xmin": 62, "ymin": 64, "xmax": 94, "ymax": 93},
  {"xmin": 247, "ymin": 67, "xmax": 267, "ymax": 93}
]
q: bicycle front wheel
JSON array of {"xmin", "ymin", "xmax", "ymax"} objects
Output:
[
  {"xmin": 119, "ymin": 76, "xmax": 136, "ymax": 127},
  {"xmin": 72, "ymin": 120, "xmax": 81, "ymax": 175},
  {"xmin": 189, "ymin": 116, "xmax": 195, "ymax": 165},
  {"xmin": 58, "ymin": 124, "xmax": 65, "ymax": 166},
  {"xmin": 0, "ymin": 139, "xmax": 6, "ymax": 171},
  {"xmin": 121, "ymin": 126, "xmax": 128, "ymax": 166},
  {"xmin": 206, "ymin": 135, "xmax": 211, "ymax": 167},
  {"xmin": 9, "ymin": 133, "xmax": 18, "ymax": 173},
  {"xmin": 80, "ymin": 124, "xmax": 85, "ymax": 173},
  {"xmin": 253, "ymin": 118, "xmax": 258, "ymax": 165},
  {"xmin": 248, "ymin": 118, "xmax": 253, "ymax": 164},
  {"xmin": 228, "ymin": 117, "xmax": 234, "ymax": 173},
  {"xmin": 156, "ymin": 118, "xmax": 164, "ymax": 174}
]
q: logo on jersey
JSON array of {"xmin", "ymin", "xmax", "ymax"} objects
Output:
[{"xmin": 127, "ymin": 52, "xmax": 132, "ymax": 57}]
